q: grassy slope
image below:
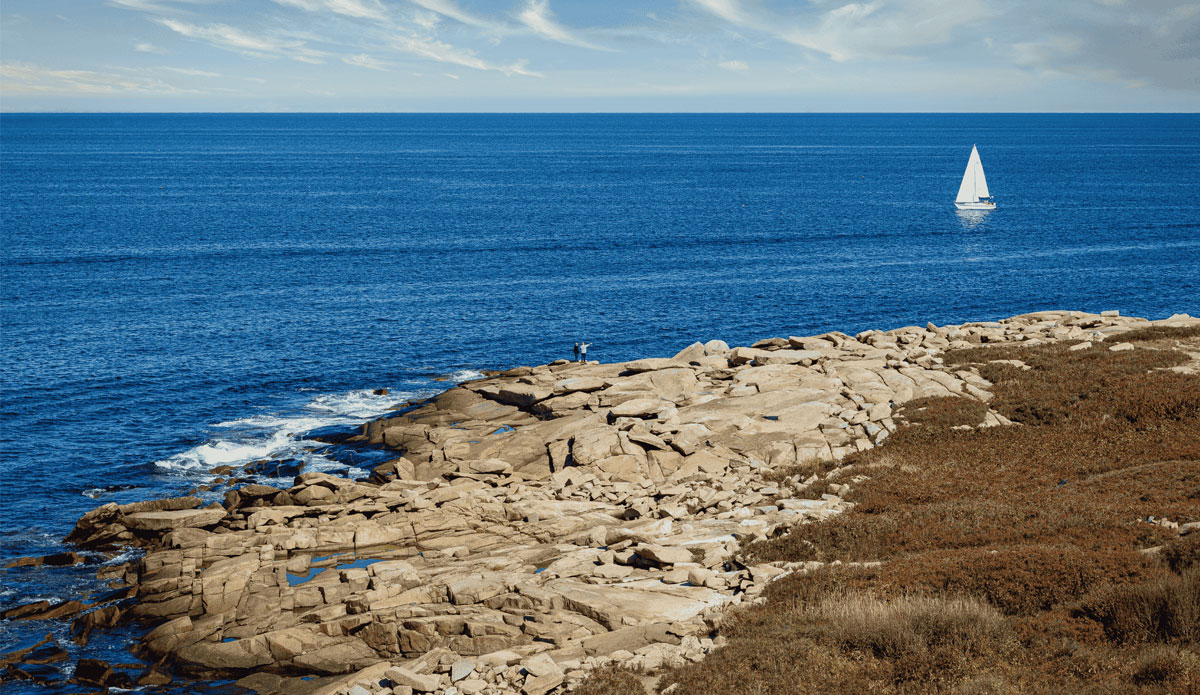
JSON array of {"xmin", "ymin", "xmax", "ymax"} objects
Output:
[{"xmin": 588, "ymin": 326, "xmax": 1200, "ymax": 694}]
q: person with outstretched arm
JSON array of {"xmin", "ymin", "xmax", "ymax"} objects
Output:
[{"xmin": 579, "ymin": 342, "xmax": 591, "ymax": 363}]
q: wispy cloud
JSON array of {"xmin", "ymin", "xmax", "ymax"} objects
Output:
[
  {"xmin": 107, "ymin": 0, "xmax": 176, "ymax": 12},
  {"xmin": 107, "ymin": 0, "xmax": 223, "ymax": 15},
  {"xmin": 161, "ymin": 66, "xmax": 222, "ymax": 77},
  {"xmin": 134, "ymin": 41, "xmax": 166, "ymax": 53},
  {"xmin": 391, "ymin": 33, "xmax": 543, "ymax": 77},
  {"xmin": 0, "ymin": 62, "xmax": 194, "ymax": 95},
  {"xmin": 689, "ymin": 0, "xmax": 986, "ymax": 62},
  {"xmin": 342, "ymin": 53, "xmax": 388, "ymax": 70},
  {"xmin": 718, "ymin": 59, "xmax": 748, "ymax": 71},
  {"xmin": 407, "ymin": 0, "xmax": 509, "ymax": 33},
  {"xmin": 690, "ymin": 0, "xmax": 753, "ymax": 26},
  {"xmin": 272, "ymin": 0, "xmax": 388, "ymax": 22},
  {"xmin": 517, "ymin": 0, "xmax": 611, "ymax": 51},
  {"xmin": 412, "ymin": 9, "xmax": 440, "ymax": 31},
  {"xmin": 157, "ymin": 18, "xmax": 282, "ymax": 53},
  {"xmin": 784, "ymin": 1, "xmax": 987, "ymax": 62},
  {"xmin": 156, "ymin": 18, "xmax": 328, "ymax": 62}
]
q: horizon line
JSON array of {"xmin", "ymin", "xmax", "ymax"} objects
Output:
[{"xmin": 2, "ymin": 110, "xmax": 1198, "ymax": 115}]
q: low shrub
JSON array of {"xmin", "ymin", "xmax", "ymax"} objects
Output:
[
  {"xmin": 1119, "ymin": 325, "xmax": 1200, "ymax": 343},
  {"xmin": 1011, "ymin": 609, "xmax": 1107, "ymax": 648},
  {"xmin": 1162, "ymin": 535, "xmax": 1200, "ymax": 574},
  {"xmin": 573, "ymin": 665, "xmax": 646, "ymax": 695},
  {"xmin": 957, "ymin": 343, "xmax": 1190, "ymax": 428},
  {"xmin": 870, "ymin": 546, "xmax": 1160, "ymax": 616},
  {"xmin": 1077, "ymin": 570, "xmax": 1200, "ymax": 644},
  {"xmin": 893, "ymin": 396, "xmax": 989, "ymax": 429},
  {"xmin": 1130, "ymin": 644, "xmax": 1200, "ymax": 686}
]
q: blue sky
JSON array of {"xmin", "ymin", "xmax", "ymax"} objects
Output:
[{"xmin": 1, "ymin": 0, "xmax": 1197, "ymax": 111}]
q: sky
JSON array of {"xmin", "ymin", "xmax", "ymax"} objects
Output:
[{"xmin": 1, "ymin": 0, "xmax": 1198, "ymax": 112}]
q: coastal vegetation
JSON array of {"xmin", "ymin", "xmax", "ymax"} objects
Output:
[{"xmin": 651, "ymin": 325, "xmax": 1200, "ymax": 694}]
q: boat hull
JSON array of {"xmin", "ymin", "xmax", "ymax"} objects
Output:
[{"xmin": 955, "ymin": 201, "xmax": 996, "ymax": 210}]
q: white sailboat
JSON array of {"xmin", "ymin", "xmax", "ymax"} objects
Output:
[{"xmin": 955, "ymin": 145, "xmax": 995, "ymax": 210}]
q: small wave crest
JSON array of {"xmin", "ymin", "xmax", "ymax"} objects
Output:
[
  {"xmin": 305, "ymin": 389, "xmax": 401, "ymax": 419},
  {"xmin": 153, "ymin": 388, "xmax": 407, "ymax": 477},
  {"xmin": 102, "ymin": 548, "xmax": 144, "ymax": 566},
  {"xmin": 450, "ymin": 369, "xmax": 486, "ymax": 383},
  {"xmin": 154, "ymin": 430, "xmax": 299, "ymax": 472}
]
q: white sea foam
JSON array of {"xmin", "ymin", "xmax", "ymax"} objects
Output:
[
  {"xmin": 102, "ymin": 548, "xmax": 143, "ymax": 566},
  {"xmin": 306, "ymin": 389, "xmax": 400, "ymax": 419},
  {"xmin": 450, "ymin": 369, "xmax": 486, "ymax": 383},
  {"xmin": 154, "ymin": 430, "xmax": 299, "ymax": 472},
  {"xmin": 212, "ymin": 414, "xmax": 330, "ymax": 431},
  {"xmin": 153, "ymin": 388, "xmax": 409, "ymax": 477}
]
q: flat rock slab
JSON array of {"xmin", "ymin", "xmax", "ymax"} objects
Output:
[
  {"xmin": 124, "ymin": 508, "xmax": 226, "ymax": 531},
  {"xmin": 636, "ymin": 544, "xmax": 693, "ymax": 566},
  {"xmin": 545, "ymin": 578, "xmax": 728, "ymax": 630},
  {"xmin": 622, "ymin": 358, "xmax": 690, "ymax": 373},
  {"xmin": 609, "ymin": 398, "xmax": 672, "ymax": 419}
]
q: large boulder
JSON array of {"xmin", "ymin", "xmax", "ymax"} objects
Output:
[
  {"xmin": 570, "ymin": 427, "xmax": 620, "ymax": 466},
  {"xmin": 672, "ymin": 342, "xmax": 707, "ymax": 363},
  {"xmin": 176, "ymin": 638, "xmax": 273, "ymax": 673},
  {"xmin": 609, "ymin": 398, "xmax": 673, "ymax": 419},
  {"xmin": 753, "ymin": 349, "xmax": 822, "ymax": 365},
  {"xmin": 635, "ymin": 544, "xmax": 693, "ymax": 566},
  {"xmin": 493, "ymin": 384, "xmax": 553, "ymax": 409},
  {"xmin": 124, "ymin": 508, "xmax": 225, "ymax": 532},
  {"xmin": 386, "ymin": 665, "xmax": 442, "ymax": 693},
  {"xmin": 552, "ymin": 377, "xmax": 607, "ymax": 395},
  {"xmin": 649, "ymin": 368, "xmax": 700, "ymax": 402}
]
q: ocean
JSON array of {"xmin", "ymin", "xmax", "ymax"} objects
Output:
[{"xmin": 1, "ymin": 113, "xmax": 1198, "ymax": 690}]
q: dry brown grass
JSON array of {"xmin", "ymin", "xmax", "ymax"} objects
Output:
[
  {"xmin": 1162, "ymin": 535, "xmax": 1200, "ymax": 574},
  {"xmin": 1078, "ymin": 570, "xmax": 1200, "ymax": 644},
  {"xmin": 893, "ymin": 396, "xmax": 989, "ymax": 429},
  {"xmin": 838, "ymin": 546, "xmax": 1161, "ymax": 616},
  {"xmin": 572, "ymin": 665, "xmax": 647, "ymax": 695},
  {"xmin": 806, "ymin": 593, "xmax": 1007, "ymax": 660},
  {"xmin": 1118, "ymin": 325, "xmax": 1200, "ymax": 343},
  {"xmin": 653, "ymin": 337, "xmax": 1200, "ymax": 694},
  {"xmin": 1131, "ymin": 645, "xmax": 1200, "ymax": 686}
]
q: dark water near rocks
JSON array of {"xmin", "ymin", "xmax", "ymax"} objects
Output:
[{"xmin": 1, "ymin": 113, "xmax": 1198, "ymax": 690}]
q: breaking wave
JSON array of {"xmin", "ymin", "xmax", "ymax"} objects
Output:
[
  {"xmin": 449, "ymin": 369, "xmax": 486, "ymax": 382},
  {"xmin": 152, "ymin": 388, "xmax": 409, "ymax": 479}
]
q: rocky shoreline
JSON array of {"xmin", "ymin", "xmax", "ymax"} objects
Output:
[{"xmin": 5, "ymin": 309, "xmax": 1197, "ymax": 694}]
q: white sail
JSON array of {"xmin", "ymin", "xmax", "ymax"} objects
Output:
[
  {"xmin": 973, "ymin": 148, "xmax": 990, "ymax": 200},
  {"xmin": 956, "ymin": 145, "xmax": 987, "ymax": 204}
]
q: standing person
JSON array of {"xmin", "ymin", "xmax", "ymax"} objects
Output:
[
  {"xmin": 579, "ymin": 342, "xmax": 591, "ymax": 363},
  {"xmin": 573, "ymin": 342, "xmax": 580, "ymax": 362}
]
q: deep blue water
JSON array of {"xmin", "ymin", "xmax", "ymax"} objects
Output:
[{"xmin": 1, "ymin": 113, "xmax": 1198, "ymax": 689}]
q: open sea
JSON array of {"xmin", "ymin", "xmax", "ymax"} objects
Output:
[{"xmin": 1, "ymin": 113, "xmax": 1198, "ymax": 691}]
